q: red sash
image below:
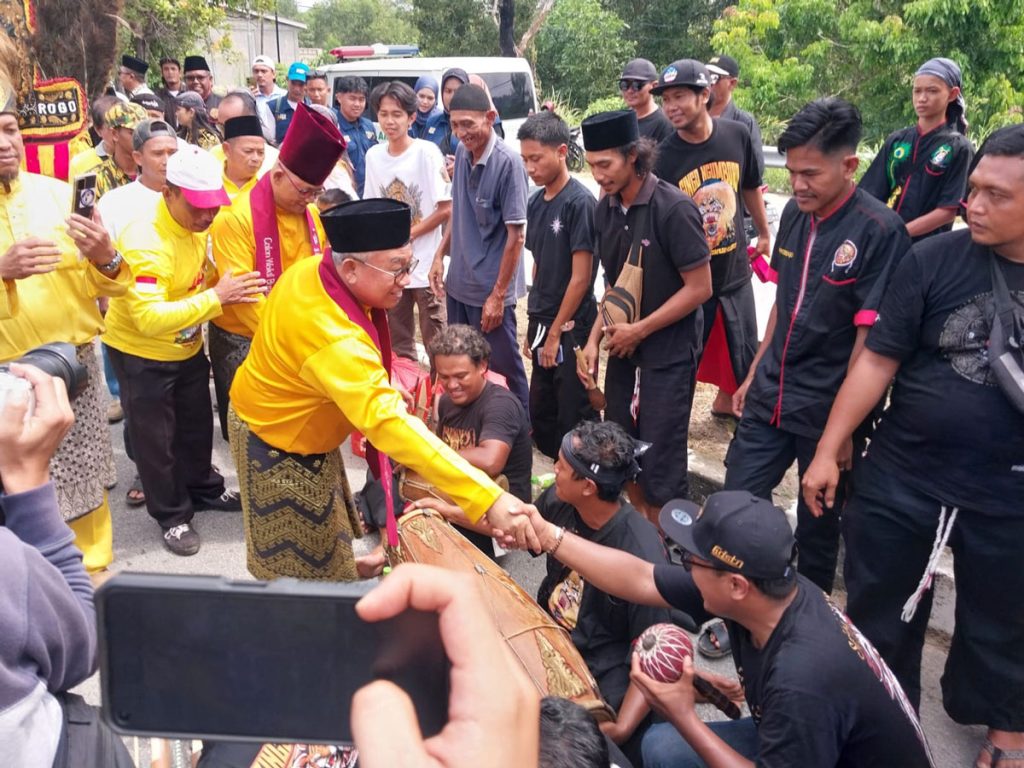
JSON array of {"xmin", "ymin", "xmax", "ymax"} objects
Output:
[
  {"xmin": 250, "ymin": 174, "xmax": 323, "ymax": 291},
  {"xmin": 317, "ymin": 251, "xmax": 400, "ymax": 548}
]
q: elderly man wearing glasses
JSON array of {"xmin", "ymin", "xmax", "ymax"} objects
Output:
[
  {"xmin": 208, "ymin": 104, "xmax": 345, "ymax": 440},
  {"xmin": 618, "ymin": 58, "xmax": 674, "ymax": 144},
  {"xmin": 227, "ymin": 197, "xmax": 539, "ymax": 583}
]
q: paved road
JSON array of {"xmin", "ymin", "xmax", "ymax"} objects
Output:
[{"xmin": 74, "ymin": 386, "xmax": 982, "ymax": 767}]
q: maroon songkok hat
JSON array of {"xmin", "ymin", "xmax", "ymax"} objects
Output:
[{"xmin": 278, "ymin": 103, "xmax": 346, "ymax": 186}]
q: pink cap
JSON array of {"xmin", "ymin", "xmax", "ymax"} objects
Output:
[{"xmin": 166, "ymin": 145, "xmax": 230, "ymax": 209}]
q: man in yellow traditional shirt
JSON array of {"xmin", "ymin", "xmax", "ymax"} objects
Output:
[
  {"xmin": 103, "ymin": 146, "xmax": 266, "ymax": 556},
  {"xmin": 209, "ymin": 103, "xmax": 344, "ymax": 439},
  {"xmin": 0, "ymin": 78, "xmax": 129, "ymax": 573},
  {"xmin": 229, "ymin": 198, "xmax": 539, "ymax": 582}
]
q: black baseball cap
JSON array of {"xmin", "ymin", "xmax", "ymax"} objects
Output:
[
  {"xmin": 620, "ymin": 58, "xmax": 658, "ymax": 82},
  {"xmin": 659, "ymin": 492, "xmax": 796, "ymax": 579},
  {"xmin": 650, "ymin": 59, "xmax": 712, "ymax": 95},
  {"xmin": 706, "ymin": 54, "xmax": 739, "ymax": 79}
]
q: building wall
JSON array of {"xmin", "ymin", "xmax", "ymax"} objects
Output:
[{"xmin": 207, "ymin": 13, "xmax": 306, "ymax": 91}]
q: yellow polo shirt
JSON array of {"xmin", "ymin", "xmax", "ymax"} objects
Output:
[
  {"xmin": 103, "ymin": 199, "xmax": 222, "ymax": 361},
  {"xmin": 209, "ymin": 192, "xmax": 325, "ymax": 337},
  {"xmin": 0, "ymin": 173, "xmax": 129, "ymax": 361},
  {"xmin": 230, "ymin": 256, "xmax": 501, "ymax": 523}
]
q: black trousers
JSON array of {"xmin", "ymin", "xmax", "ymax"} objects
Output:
[
  {"xmin": 527, "ymin": 320, "xmax": 597, "ymax": 460},
  {"xmin": 108, "ymin": 347, "xmax": 224, "ymax": 529},
  {"xmin": 844, "ymin": 455, "xmax": 1024, "ymax": 728},
  {"xmin": 699, "ymin": 280, "xmax": 758, "ymax": 387},
  {"xmin": 724, "ymin": 416, "xmax": 843, "ymax": 592},
  {"xmin": 605, "ymin": 354, "xmax": 697, "ymax": 506}
]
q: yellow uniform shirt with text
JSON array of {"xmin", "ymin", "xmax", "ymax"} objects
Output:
[
  {"xmin": 209, "ymin": 192, "xmax": 325, "ymax": 337},
  {"xmin": 0, "ymin": 173, "xmax": 130, "ymax": 360},
  {"xmin": 103, "ymin": 199, "xmax": 222, "ymax": 361}
]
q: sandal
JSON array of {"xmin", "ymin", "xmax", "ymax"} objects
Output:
[
  {"xmin": 978, "ymin": 738, "xmax": 1024, "ymax": 767},
  {"xmin": 697, "ymin": 619, "xmax": 732, "ymax": 659},
  {"xmin": 125, "ymin": 475, "xmax": 146, "ymax": 507}
]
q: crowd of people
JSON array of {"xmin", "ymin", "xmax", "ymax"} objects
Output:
[{"xmin": 0, "ymin": 41, "xmax": 1022, "ymax": 768}]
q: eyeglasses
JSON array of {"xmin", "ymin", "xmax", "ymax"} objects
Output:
[
  {"xmin": 184, "ymin": 73, "xmax": 210, "ymax": 82},
  {"xmin": 709, "ymin": 73, "xmax": 721, "ymax": 85},
  {"xmin": 353, "ymin": 257, "xmax": 419, "ymax": 283},
  {"xmin": 619, "ymin": 80, "xmax": 647, "ymax": 92},
  {"xmin": 280, "ymin": 165, "xmax": 324, "ymax": 199},
  {"xmin": 680, "ymin": 550, "xmax": 724, "ymax": 573}
]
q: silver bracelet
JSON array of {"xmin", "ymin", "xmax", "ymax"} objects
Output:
[{"xmin": 548, "ymin": 525, "xmax": 566, "ymax": 556}]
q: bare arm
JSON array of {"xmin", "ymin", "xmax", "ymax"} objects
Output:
[
  {"xmin": 539, "ymin": 250, "xmax": 593, "ymax": 367},
  {"xmin": 904, "ymin": 207, "xmax": 957, "ymax": 239},
  {"xmin": 411, "ymin": 200, "xmax": 451, "ymax": 241},
  {"xmin": 741, "ymin": 186, "xmax": 771, "ymax": 255},
  {"xmin": 531, "ymin": 510, "xmax": 670, "ymax": 608},
  {"xmin": 458, "ymin": 438, "xmax": 512, "ymax": 478},
  {"xmin": 801, "ymin": 348, "xmax": 901, "ymax": 514},
  {"xmin": 481, "ymin": 223, "xmax": 526, "ymax": 333},
  {"xmin": 602, "ymin": 683, "xmax": 652, "ymax": 745}
]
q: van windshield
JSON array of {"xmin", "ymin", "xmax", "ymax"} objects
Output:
[{"xmin": 479, "ymin": 72, "xmax": 535, "ymax": 120}]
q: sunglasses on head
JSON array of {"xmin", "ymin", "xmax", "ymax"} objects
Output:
[{"xmin": 619, "ymin": 79, "xmax": 648, "ymax": 92}]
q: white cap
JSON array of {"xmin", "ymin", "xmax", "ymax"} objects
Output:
[
  {"xmin": 165, "ymin": 146, "xmax": 230, "ymax": 209},
  {"xmin": 252, "ymin": 55, "xmax": 276, "ymax": 70}
]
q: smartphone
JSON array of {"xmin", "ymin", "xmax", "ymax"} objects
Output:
[
  {"xmin": 246, "ymin": 76, "xmax": 256, "ymax": 89},
  {"xmin": 72, "ymin": 172, "xmax": 97, "ymax": 219},
  {"xmin": 96, "ymin": 572, "xmax": 449, "ymax": 745}
]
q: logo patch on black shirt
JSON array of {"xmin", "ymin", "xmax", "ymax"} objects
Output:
[
  {"xmin": 832, "ymin": 240, "xmax": 858, "ymax": 270},
  {"xmin": 930, "ymin": 144, "xmax": 952, "ymax": 169}
]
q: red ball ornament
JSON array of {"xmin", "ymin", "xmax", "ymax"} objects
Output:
[{"xmin": 633, "ymin": 623, "xmax": 693, "ymax": 683}]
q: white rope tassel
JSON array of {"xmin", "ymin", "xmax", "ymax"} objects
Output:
[{"xmin": 901, "ymin": 505, "xmax": 959, "ymax": 623}]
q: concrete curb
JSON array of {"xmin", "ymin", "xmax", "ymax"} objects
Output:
[{"xmin": 687, "ymin": 449, "xmax": 956, "ymax": 640}]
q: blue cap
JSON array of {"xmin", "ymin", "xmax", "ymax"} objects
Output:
[{"xmin": 287, "ymin": 62, "xmax": 310, "ymax": 83}]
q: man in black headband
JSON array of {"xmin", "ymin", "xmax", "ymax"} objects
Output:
[
  {"xmin": 577, "ymin": 109, "xmax": 712, "ymax": 522},
  {"xmin": 860, "ymin": 57, "xmax": 973, "ymax": 241},
  {"xmin": 527, "ymin": 420, "xmax": 674, "ymax": 766}
]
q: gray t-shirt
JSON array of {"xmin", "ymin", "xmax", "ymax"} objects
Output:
[{"xmin": 447, "ymin": 131, "xmax": 529, "ymax": 307}]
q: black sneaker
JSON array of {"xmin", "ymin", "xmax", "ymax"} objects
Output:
[
  {"xmin": 163, "ymin": 523, "xmax": 200, "ymax": 556},
  {"xmin": 194, "ymin": 489, "xmax": 243, "ymax": 512}
]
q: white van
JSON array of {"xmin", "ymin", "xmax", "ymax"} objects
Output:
[{"xmin": 321, "ymin": 56, "xmax": 539, "ymax": 151}]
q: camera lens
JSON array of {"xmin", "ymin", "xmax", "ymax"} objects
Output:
[{"xmin": 16, "ymin": 342, "xmax": 89, "ymax": 399}]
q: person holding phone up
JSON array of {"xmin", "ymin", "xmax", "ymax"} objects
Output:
[{"xmin": 0, "ymin": 74, "xmax": 130, "ymax": 575}]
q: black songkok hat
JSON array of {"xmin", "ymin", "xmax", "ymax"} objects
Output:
[
  {"xmin": 581, "ymin": 110, "xmax": 639, "ymax": 151},
  {"xmin": 321, "ymin": 199, "xmax": 412, "ymax": 254},
  {"xmin": 223, "ymin": 115, "xmax": 264, "ymax": 141},
  {"xmin": 122, "ymin": 55, "xmax": 149, "ymax": 75},
  {"xmin": 183, "ymin": 55, "xmax": 211, "ymax": 73}
]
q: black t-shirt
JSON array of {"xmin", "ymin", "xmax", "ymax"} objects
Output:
[
  {"xmin": 720, "ymin": 101, "xmax": 765, "ymax": 178},
  {"xmin": 526, "ymin": 178, "xmax": 598, "ymax": 327},
  {"xmin": 744, "ymin": 188, "xmax": 911, "ymax": 439},
  {"xmin": 859, "ymin": 124, "xmax": 973, "ymax": 242},
  {"xmin": 536, "ymin": 487, "xmax": 672, "ymax": 709},
  {"xmin": 436, "ymin": 381, "xmax": 533, "ymax": 502},
  {"xmin": 654, "ymin": 567, "xmax": 935, "ymax": 768},
  {"xmin": 594, "ymin": 172, "xmax": 710, "ymax": 367},
  {"xmin": 653, "ymin": 119, "xmax": 762, "ymax": 295},
  {"xmin": 638, "ymin": 108, "xmax": 675, "ymax": 144},
  {"xmin": 865, "ymin": 230, "xmax": 1024, "ymax": 515}
]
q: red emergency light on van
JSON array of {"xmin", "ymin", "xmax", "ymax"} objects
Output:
[{"xmin": 330, "ymin": 44, "xmax": 419, "ymax": 62}]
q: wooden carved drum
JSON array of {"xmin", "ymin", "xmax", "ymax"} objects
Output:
[{"xmin": 387, "ymin": 508, "xmax": 616, "ymax": 722}]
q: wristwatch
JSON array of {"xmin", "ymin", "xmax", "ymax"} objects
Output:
[{"xmin": 97, "ymin": 250, "xmax": 123, "ymax": 275}]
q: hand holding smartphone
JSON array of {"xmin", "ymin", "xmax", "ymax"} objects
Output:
[{"xmin": 72, "ymin": 172, "xmax": 97, "ymax": 220}]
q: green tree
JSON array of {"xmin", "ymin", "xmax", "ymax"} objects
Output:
[
  {"xmin": 411, "ymin": 0, "xmax": 535, "ymax": 56},
  {"xmin": 300, "ymin": 0, "xmax": 419, "ymax": 49},
  {"xmin": 533, "ymin": 0, "xmax": 634, "ymax": 109},
  {"xmin": 712, "ymin": 0, "xmax": 1024, "ymax": 144},
  {"xmin": 604, "ymin": 0, "xmax": 730, "ymax": 72},
  {"xmin": 117, "ymin": 0, "xmax": 276, "ymax": 65}
]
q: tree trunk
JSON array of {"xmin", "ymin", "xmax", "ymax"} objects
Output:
[
  {"xmin": 518, "ymin": 0, "xmax": 555, "ymax": 54},
  {"xmin": 499, "ymin": 0, "xmax": 515, "ymax": 56}
]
